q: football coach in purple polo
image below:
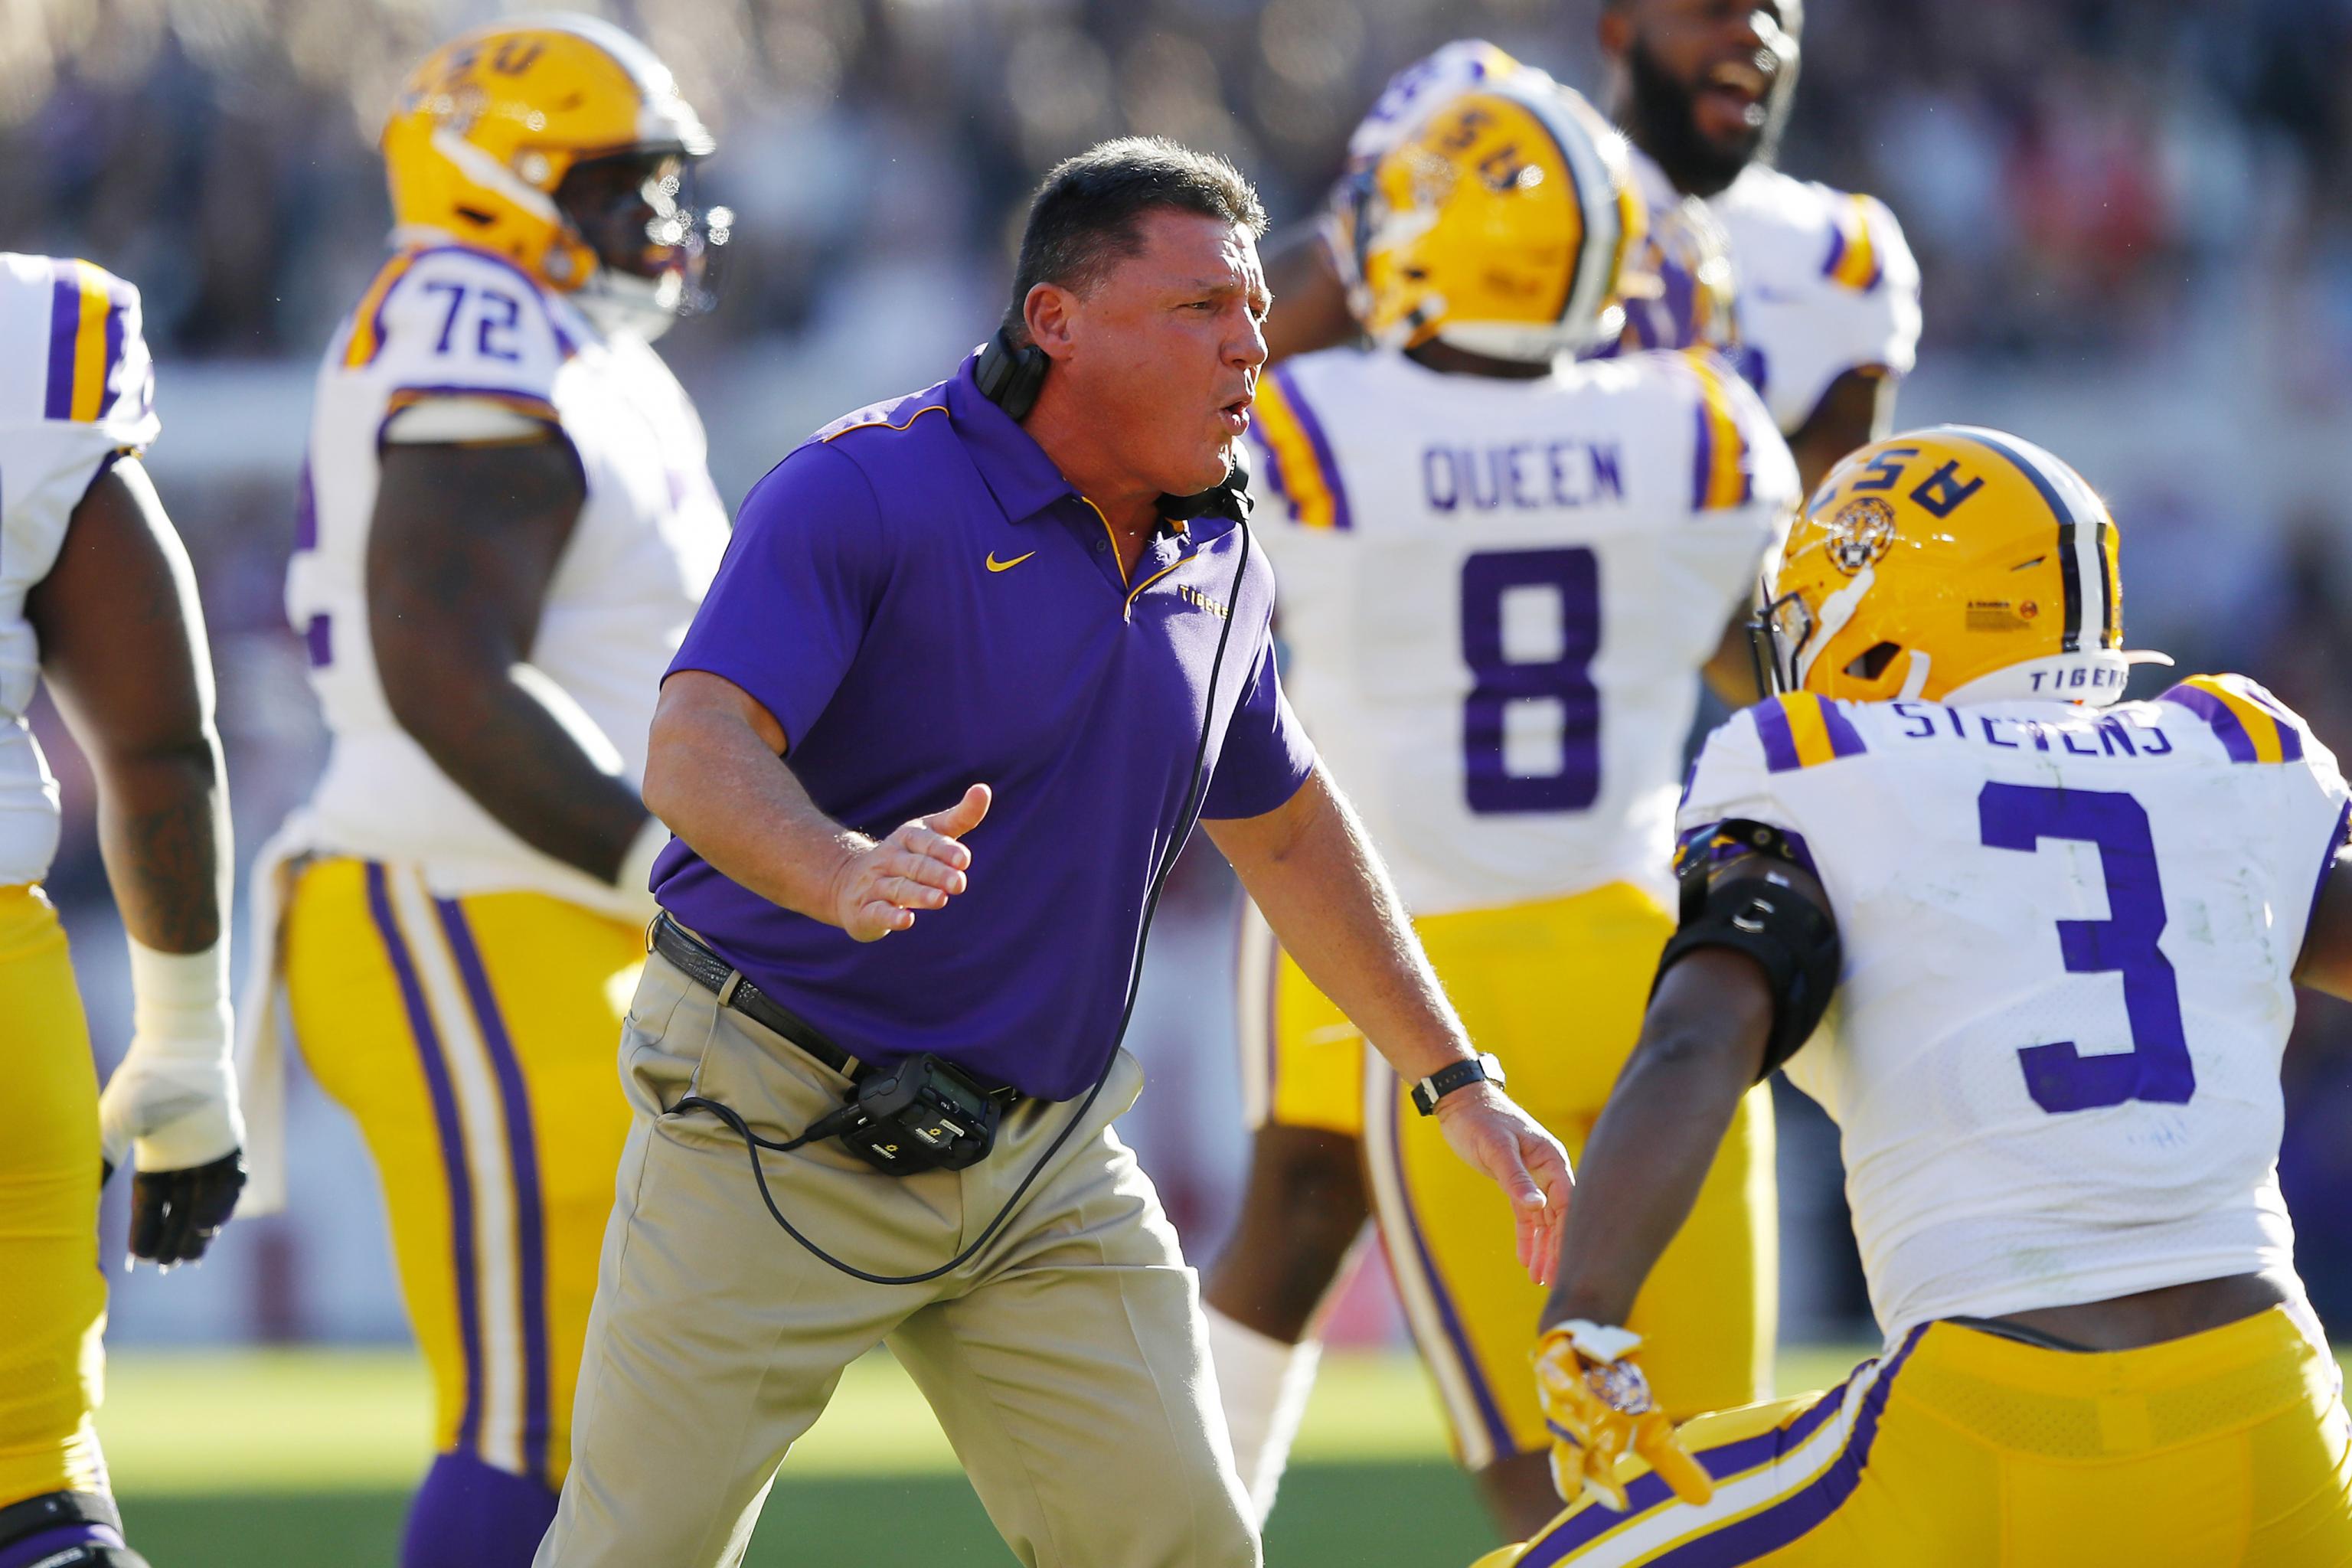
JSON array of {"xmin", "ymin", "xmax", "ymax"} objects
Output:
[{"xmin": 535, "ymin": 138, "xmax": 1573, "ymax": 1568}]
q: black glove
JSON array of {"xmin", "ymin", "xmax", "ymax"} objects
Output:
[{"xmin": 103, "ymin": 1150, "xmax": 247, "ymax": 1266}]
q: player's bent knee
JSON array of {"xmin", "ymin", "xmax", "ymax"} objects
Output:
[{"xmin": 0, "ymin": 1490, "xmax": 149, "ymax": 1568}]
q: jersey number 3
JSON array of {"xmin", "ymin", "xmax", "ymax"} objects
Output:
[
  {"xmin": 1460, "ymin": 547, "xmax": 1600, "ymax": 815},
  {"xmin": 1978, "ymin": 782, "xmax": 2195, "ymax": 1112}
]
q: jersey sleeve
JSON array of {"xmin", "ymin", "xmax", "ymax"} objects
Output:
[
  {"xmin": 343, "ymin": 248, "xmax": 573, "ymax": 435},
  {"xmin": 1669, "ymin": 350, "xmax": 1800, "ymax": 617},
  {"xmin": 1728, "ymin": 183, "xmax": 1922, "ymax": 436},
  {"xmin": 1201, "ymin": 635, "xmax": 1318, "ymax": 821},
  {"xmin": 0, "ymin": 255, "xmax": 162, "ymax": 592},
  {"xmin": 1676, "ymin": 704, "xmax": 1814, "ymax": 874},
  {"xmin": 667, "ymin": 442, "xmax": 891, "ymax": 750},
  {"xmin": 2164, "ymin": 675, "xmax": 2352, "ymax": 961}
]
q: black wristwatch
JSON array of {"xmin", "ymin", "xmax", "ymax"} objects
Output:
[{"xmin": 1411, "ymin": 1053, "xmax": 1506, "ymax": 1116}]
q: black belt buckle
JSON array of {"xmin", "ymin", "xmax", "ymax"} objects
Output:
[{"xmin": 835, "ymin": 1053, "xmax": 1002, "ymax": 1174}]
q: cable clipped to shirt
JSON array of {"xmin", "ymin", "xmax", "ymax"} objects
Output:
[{"xmin": 678, "ymin": 511, "xmax": 1255, "ymax": 1286}]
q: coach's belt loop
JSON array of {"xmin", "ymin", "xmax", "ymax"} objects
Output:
[{"xmin": 717, "ymin": 969, "xmax": 745, "ymax": 1007}]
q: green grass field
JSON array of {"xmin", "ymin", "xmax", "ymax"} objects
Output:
[{"xmin": 100, "ymin": 1343, "xmax": 2352, "ymax": 1565}]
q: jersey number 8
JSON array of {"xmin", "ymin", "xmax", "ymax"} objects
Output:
[{"xmin": 1459, "ymin": 547, "xmax": 1601, "ymax": 815}]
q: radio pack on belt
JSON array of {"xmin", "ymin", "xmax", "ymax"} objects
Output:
[{"xmin": 831, "ymin": 1054, "xmax": 1004, "ymax": 1174}]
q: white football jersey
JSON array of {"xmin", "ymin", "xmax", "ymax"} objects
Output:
[
  {"xmin": 1637, "ymin": 148, "xmax": 1923, "ymax": 438},
  {"xmin": 289, "ymin": 243, "xmax": 726, "ymax": 915},
  {"xmin": 1247, "ymin": 345, "xmax": 1796, "ymax": 915},
  {"xmin": 1681, "ymin": 678, "xmax": 2349, "ymax": 1338},
  {"xmin": 0, "ymin": 253, "xmax": 159, "ymax": 885}
]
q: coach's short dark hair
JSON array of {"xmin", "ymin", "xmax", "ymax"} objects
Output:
[{"xmin": 1002, "ymin": 137, "xmax": 1268, "ymax": 339}]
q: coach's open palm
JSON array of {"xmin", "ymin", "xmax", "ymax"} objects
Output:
[{"xmin": 1434, "ymin": 1082, "xmax": 1573, "ymax": 1286}]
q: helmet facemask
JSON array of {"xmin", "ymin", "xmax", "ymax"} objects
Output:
[{"xmin": 555, "ymin": 149, "xmax": 732, "ymax": 340}]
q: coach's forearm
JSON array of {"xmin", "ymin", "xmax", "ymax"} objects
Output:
[
  {"xmin": 1206, "ymin": 766, "xmax": 1473, "ymax": 1083},
  {"xmin": 642, "ymin": 687, "xmax": 868, "ymax": 923}
]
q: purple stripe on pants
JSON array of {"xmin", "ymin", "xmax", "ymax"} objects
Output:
[
  {"xmin": 433, "ymin": 896, "xmax": 552, "ymax": 1486},
  {"xmin": 365, "ymin": 861, "xmax": 486, "ymax": 1458},
  {"xmin": 1648, "ymin": 1323, "xmax": 1929, "ymax": 1566},
  {"xmin": 1382, "ymin": 1087, "xmax": 1518, "ymax": 1461}
]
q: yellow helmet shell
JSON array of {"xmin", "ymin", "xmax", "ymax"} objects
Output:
[
  {"xmin": 381, "ymin": 15, "xmax": 713, "ymax": 293},
  {"xmin": 1354, "ymin": 76, "xmax": 1643, "ymax": 361},
  {"xmin": 1766, "ymin": 426, "xmax": 2139, "ymax": 708}
]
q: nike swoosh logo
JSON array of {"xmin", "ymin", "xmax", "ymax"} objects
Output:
[{"xmin": 985, "ymin": 550, "xmax": 1036, "ymax": 573}]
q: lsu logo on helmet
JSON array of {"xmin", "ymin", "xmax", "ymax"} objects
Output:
[
  {"xmin": 1757, "ymin": 426, "xmax": 2170, "ymax": 707},
  {"xmin": 1348, "ymin": 73, "xmax": 1644, "ymax": 363},
  {"xmin": 381, "ymin": 15, "xmax": 713, "ymax": 295},
  {"xmin": 1825, "ymin": 495, "xmax": 1896, "ymax": 575}
]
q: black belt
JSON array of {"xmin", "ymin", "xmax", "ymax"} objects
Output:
[{"xmin": 651, "ymin": 914, "xmax": 865, "ymax": 1083}]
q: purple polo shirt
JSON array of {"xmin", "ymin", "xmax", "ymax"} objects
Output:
[{"xmin": 652, "ymin": 352, "xmax": 1315, "ymax": 1100}]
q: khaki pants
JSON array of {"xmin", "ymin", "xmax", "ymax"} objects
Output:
[{"xmin": 535, "ymin": 952, "xmax": 1258, "ymax": 1568}]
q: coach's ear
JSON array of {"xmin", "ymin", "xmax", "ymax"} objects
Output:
[{"xmin": 1022, "ymin": 281, "xmax": 1080, "ymax": 364}]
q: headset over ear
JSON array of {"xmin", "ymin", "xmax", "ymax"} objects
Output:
[{"xmin": 975, "ymin": 328, "xmax": 1049, "ymax": 420}]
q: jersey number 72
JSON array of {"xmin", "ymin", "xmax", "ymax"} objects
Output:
[{"xmin": 1979, "ymin": 782, "xmax": 2196, "ymax": 1113}]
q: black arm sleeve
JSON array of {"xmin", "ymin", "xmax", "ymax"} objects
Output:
[{"xmin": 1656, "ymin": 820, "xmax": 1841, "ymax": 1079}]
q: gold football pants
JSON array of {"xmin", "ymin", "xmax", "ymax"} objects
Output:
[
  {"xmin": 0, "ymin": 884, "xmax": 109, "ymax": 1509},
  {"xmin": 1241, "ymin": 882, "xmax": 1775, "ymax": 1465},
  {"xmin": 286, "ymin": 858, "xmax": 643, "ymax": 1490},
  {"xmin": 1497, "ymin": 1305, "xmax": 2352, "ymax": 1566}
]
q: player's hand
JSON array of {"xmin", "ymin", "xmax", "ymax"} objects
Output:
[
  {"xmin": 828, "ymin": 784, "xmax": 990, "ymax": 941},
  {"xmin": 103, "ymin": 1151, "xmax": 247, "ymax": 1268},
  {"xmin": 1433, "ymin": 1081, "xmax": 1572, "ymax": 1287},
  {"xmin": 100, "ymin": 1040, "xmax": 247, "ymax": 1267},
  {"xmin": 1534, "ymin": 1322, "xmax": 1714, "ymax": 1512}
]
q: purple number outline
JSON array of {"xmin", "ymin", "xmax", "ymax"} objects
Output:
[
  {"xmin": 1459, "ymin": 547, "xmax": 1601, "ymax": 815},
  {"xmin": 1978, "ymin": 782, "xmax": 2194, "ymax": 1112}
]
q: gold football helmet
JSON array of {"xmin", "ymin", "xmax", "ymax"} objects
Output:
[
  {"xmin": 1758, "ymin": 426, "xmax": 2169, "ymax": 707},
  {"xmin": 381, "ymin": 15, "xmax": 717, "ymax": 314},
  {"xmin": 1351, "ymin": 74, "xmax": 1644, "ymax": 362}
]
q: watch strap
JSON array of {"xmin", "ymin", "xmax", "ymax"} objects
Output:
[{"xmin": 1411, "ymin": 1052, "xmax": 1504, "ymax": 1116}]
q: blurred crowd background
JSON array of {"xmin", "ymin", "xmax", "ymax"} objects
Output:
[{"xmin": 7, "ymin": 0, "xmax": 2352, "ymax": 1355}]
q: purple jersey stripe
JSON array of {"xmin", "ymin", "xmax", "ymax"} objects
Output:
[
  {"xmin": 1521, "ymin": 1353, "xmax": 1863, "ymax": 1563},
  {"xmin": 1819, "ymin": 224, "xmax": 1847, "ymax": 281},
  {"xmin": 436, "ymin": 897, "xmax": 553, "ymax": 1486},
  {"xmin": 2308, "ymin": 801, "xmax": 2350, "ymax": 940},
  {"xmin": 100, "ymin": 292, "xmax": 125, "ymax": 420},
  {"xmin": 1753, "ymin": 701, "xmax": 1802, "ymax": 774},
  {"xmin": 1384, "ymin": 1089, "xmax": 1518, "ymax": 1460},
  {"xmin": 365, "ymin": 861, "xmax": 486, "ymax": 1458},
  {"xmin": 1689, "ymin": 393, "xmax": 1713, "ymax": 512},
  {"xmin": 293, "ymin": 459, "xmax": 318, "ymax": 553},
  {"xmin": 1270, "ymin": 365, "xmax": 1353, "ymax": 531},
  {"xmin": 2159, "ymin": 684, "xmax": 2258, "ymax": 763},
  {"xmin": 304, "ymin": 614, "xmax": 332, "ymax": 668},
  {"xmin": 1819, "ymin": 701, "xmax": 1867, "ymax": 759},
  {"xmin": 1648, "ymin": 1323, "xmax": 1929, "ymax": 1566},
  {"xmin": 44, "ymin": 263, "xmax": 80, "ymax": 420}
]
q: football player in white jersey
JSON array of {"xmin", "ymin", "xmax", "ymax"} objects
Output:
[
  {"xmin": 0, "ymin": 255, "xmax": 243, "ymax": 1568},
  {"xmin": 1488, "ymin": 426, "xmax": 2352, "ymax": 1565},
  {"xmin": 244, "ymin": 18, "xmax": 727, "ymax": 1566},
  {"xmin": 1205, "ymin": 76, "xmax": 1798, "ymax": 1537},
  {"xmin": 1265, "ymin": 4, "xmax": 1921, "ymax": 494}
]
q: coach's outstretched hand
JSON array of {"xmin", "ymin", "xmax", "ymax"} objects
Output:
[
  {"xmin": 830, "ymin": 783, "xmax": 991, "ymax": 941},
  {"xmin": 1436, "ymin": 1082, "xmax": 1573, "ymax": 1287}
]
